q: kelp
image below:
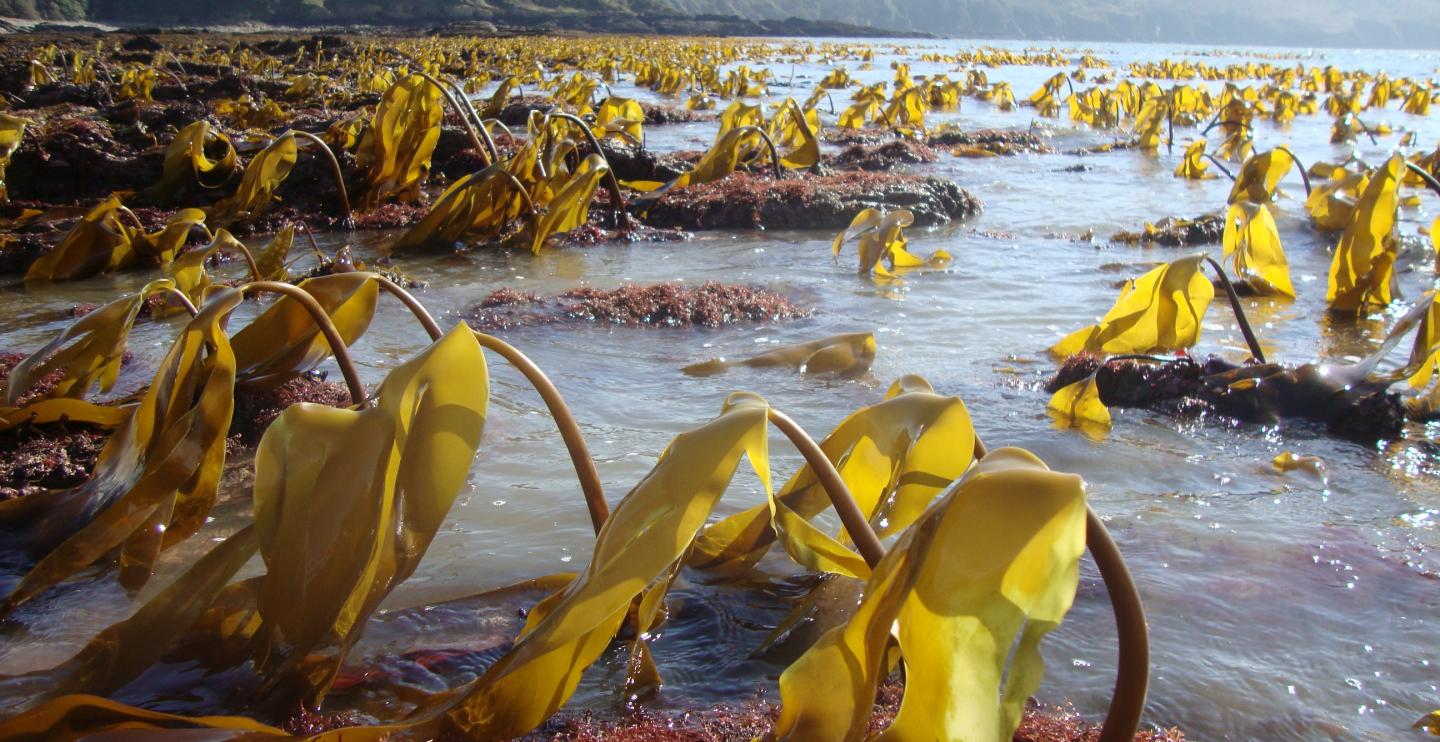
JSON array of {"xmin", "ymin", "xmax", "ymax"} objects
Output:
[
  {"xmin": 1051, "ymin": 254, "xmax": 1215, "ymax": 357},
  {"xmin": 392, "ymin": 162, "xmax": 528, "ymax": 250},
  {"xmin": 691, "ymin": 375, "xmax": 976, "ymax": 576},
  {"xmin": 149, "ymin": 120, "xmax": 238, "ymax": 201},
  {"xmin": 770, "ymin": 448, "xmax": 1086, "ymax": 742},
  {"xmin": 1222, "ymin": 202, "xmax": 1294, "ymax": 297},
  {"xmin": 24, "ymin": 199, "xmax": 208, "ymax": 283},
  {"xmin": 1047, "ymin": 373, "xmax": 1112, "ymax": 429},
  {"xmin": 206, "ymin": 133, "xmax": 299, "ymax": 227},
  {"xmin": 529, "ymin": 154, "xmax": 610, "ymax": 254},
  {"xmin": 593, "ymin": 96, "xmax": 644, "ymax": 144},
  {"xmin": 356, "ymin": 74, "xmax": 444, "ymax": 205},
  {"xmin": 831, "ymin": 208, "xmax": 950, "ymax": 278},
  {"xmin": 0, "ymin": 288, "xmax": 242, "ymax": 610},
  {"xmin": 1228, "ymin": 147, "xmax": 1300, "ymax": 204},
  {"xmin": 1174, "ymin": 139, "xmax": 1213, "ymax": 179},
  {"xmin": 0, "ymin": 113, "xmax": 28, "ymax": 204},
  {"xmin": 0, "ymin": 279, "xmax": 174, "ymax": 409},
  {"xmin": 682, "ymin": 332, "xmax": 876, "ymax": 378},
  {"xmin": 231, "ymin": 273, "xmax": 380, "ymax": 390},
  {"xmin": 4, "ymin": 324, "xmax": 489, "ymax": 714},
  {"xmin": 1327, "ymin": 154, "xmax": 1403, "ymax": 314}
]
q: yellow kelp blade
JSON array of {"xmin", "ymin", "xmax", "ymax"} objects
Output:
[
  {"xmin": 23, "ymin": 195, "xmax": 133, "ymax": 283},
  {"xmin": 0, "ymin": 398, "xmax": 132, "ymax": 431},
  {"xmin": 1306, "ymin": 166, "xmax": 1366, "ymax": 231},
  {"xmin": 529, "ymin": 154, "xmax": 609, "ymax": 254},
  {"xmin": 1223, "ymin": 202, "xmax": 1295, "ymax": 297},
  {"xmin": 0, "ymin": 288, "xmax": 242, "ymax": 612},
  {"xmin": 718, "ymin": 100, "xmax": 764, "ymax": 138},
  {"xmin": 131, "ymin": 208, "xmax": 208, "ymax": 266},
  {"xmin": 230, "ymin": 272, "xmax": 379, "ymax": 390},
  {"xmin": 770, "ymin": 447, "xmax": 1086, "ymax": 742},
  {"xmin": 149, "ymin": 120, "xmax": 237, "ymax": 200},
  {"xmin": 1228, "ymin": 147, "xmax": 1296, "ymax": 204},
  {"xmin": 251, "ymin": 323, "xmax": 488, "ymax": 701},
  {"xmin": 206, "ymin": 133, "xmax": 298, "ymax": 227},
  {"xmin": 386, "ymin": 393, "xmax": 775, "ymax": 740},
  {"xmin": 639, "ymin": 127, "xmax": 764, "ymax": 199},
  {"xmin": 0, "ymin": 693, "xmax": 284, "ymax": 741},
  {"xmin": 593, "ymin": 96, "xmax": 644, "ymax": 144},
  {"xmin": 1399, "ymin": 292, "xmax": 1440, "ymax": 391},
  {"xmin": 691, "ymin": 377, "xmax": 977, "ymax": 579},
  {"xmin": 1052, "ymin": 254, "xmax": 1215, "ymax": 357},
  {"xmin": 776, "ymin": 98, "xmax": 819, "ymax": 169},
  {"xmin": 393, "ymin": 163, "xmax": 524, "ymax": 249},
  {"xmin": 480, "ymin": 75, "xmax": 519, "ymax": 120},
  {"xmin": 0, "ymin": 279, "xmax": 173, "ymax": 407},
  {"xmin": 253, "ymin": 225, "xmax": 295, "ymax": 281},
  {"xmin": 7, "ymin": 326, "xmax": 489, "ymax": 727},
  {"xmin": 1327, "ymin": 154, "xmax": 1403, "ymax": 314},
  {"xmin": 1047, "ymin": 374, "xmax": 1112, "ymax": 428},
  {"xmin": 0, "ymin": 112, "xmax": 30, "ymax": 203},
  {"xmin": 356, "ymin": 74, "xmax": 443, "ymax": 205},
  {"xmin": 682, "ymin": 332, "xmax": 876, "ymax": 378},
  {"xmin": 1174, "ymin": 139, "xmax": 1213, "ymax": 179}
]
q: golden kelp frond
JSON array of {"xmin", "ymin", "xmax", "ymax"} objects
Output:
[
  {"xmin": 592, "ymin": 96, "xmax": 644, "ymax": 144},
  {"xmin": 1052, "ymin": 254, "xmax": 1215, "ymax": 357},
  {"xmin": 1174, "ymin": 139, "xmax": 1213, "ymax": 179},
  {"xmin": 770, "ymin": 447, "xmax": 1086, "ymax": 742},
  {"xmin": 1223, "ymin": 202, "xmax": 1295, "ymax": 297},
  {"xmin": 393, "ymin": 162, "xmax": 527, "ymax": 250},
  {"xmin": 0, "ymin": 279, "xmax": 174, "ymax": 409},
  {"xmin": 129, "ymin": 207, "xmax": 208, "ymax": 265},
  {"xmin": 356, "ymin": 74, "xmax": 443, "ymax": 205},
  {"xmin": 0, "ymin": 288, "xmax": 242, "ymax": 612},
  {"xmin": 7, "ymin": 325, "xmax": 489, "ymax": 718},
  {"xmin": 231, "ymin": 273, "xmax": 379, "ymax": 389},
  {"xmin": 1047, "ymin": 373, "xmax": 1111, "ymax": 430},
  {"xmin": 1327, "ymin": 154, "xmax": 1403, "ymax": 314},
  {"xmin": 24, "ymin": 195, "xmax": 135, "ymax": 283},
  {"xmin": 882, "ymin": 86, "xmax": 927, "ymax": 137},
  {"xmin": 770, "ymin": 98, "xmax": 819, "ymax": 169},
  {"xmin": 206, "ymin": 133, "xmax": 298, "ymax": 227},
  {"xmin": 401, "ymin": 393, "xmax": 776, "ymax": 740},
  {"xmin": 682, "ymin": 332, "xmax": 876, "ymax": 378},
  {"xmin": 831, "ymin": 208, "xmax": 949, "ymax": 278},
  {"xmin": 149, "ymin": 120, "xmax": 237, "ymax": 200},
  {"xmin": 632, "ymin": 126, "xmax": 767, "ymax": 196},
  {"xmin": 691, "ymin": 376, "xmax": 976, "ymax": 577},
  {"xmin": 253, "ymin": 225, "xmax": 296, "ymax": 282},
  {"xmin": 1228, "ymin": 147, "xmax": 1297, "ymax": 204},
  {"xmin": 529, "ymin": 154, "xmax": 608, "ymax": 254},
  {"xmin": 1306, "ymin": 163, "xmax": 1368, "ymax": 231},
  {"xmin": 0, "ymin": 112, "xmax": 30, "ymax": 204},
  {"xmin": 248, "ymin": 323, "xmax": 488, "ymax": 701}
]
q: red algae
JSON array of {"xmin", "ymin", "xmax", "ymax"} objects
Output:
[
  {"xmin": 527, "ymin": 680, "xmax": 1184, "ymax": 741},
  {"xmin": 832, "ymin": 138, "xmax": 940, "ymax": 171},
  {"xmin": 229, "ymin": 374, "xmax": 353, "ymax": 447},
  {"xmin": 468, "ymin": 282, "xmax": 808, "ymax": 330}
]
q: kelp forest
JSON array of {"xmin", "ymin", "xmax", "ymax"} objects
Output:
[{"xmin": 0, "ymin": 23, "xmax": 1432, "ymax": 742}]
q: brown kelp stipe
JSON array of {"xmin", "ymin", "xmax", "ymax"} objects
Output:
[
  {"xmin": 545, "ymin": 111, "xmax": 631, "ymax": 219},
  {"xmin": 1202, "ymin": 153, "xmax": 1237, "ymax": 181},
  {"xmin": 1405, "ymin": 160, "xmax": 1440, "ymax": 198},
  {"xmin": 1273, "ymin": 145, "xmax": 1312, "ymax": 196},
  {"xmin": 1202, "ymin": 256, "xmax": 1267, "ymax": 363},
  {"xmin": 242, "ymin": 280, "xmax": 368, "ymax": 406},
  {"xmin": 767, "ymin": 408, "xmax": 885, "ymax": 567},
  {"xmin": 288, "ymin": 130, "xmax": 353, "ymax": 226},
  {"xmin": 730, "ymin": 124, "xmax": 786, "ymax": 180}
]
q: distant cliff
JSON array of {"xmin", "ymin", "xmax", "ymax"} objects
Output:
[{"xmin": 2, "ymin": 0, "xmax": 1438, "ymax": 49}]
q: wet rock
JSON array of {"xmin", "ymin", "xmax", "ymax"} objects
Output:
[
  {"xmin": 1110, "ymin": 214, "xmax": 1224, "ymax": 248},
  {"xmin": 640, "ymin": 101, "xmax": 707, "ymax": 125},
  {"xmin": 7, "ymin": 115, "xmax": 157, "ymax": 204},
  {"xmin": 467, "ymin": 282, "xmax": 809, "ymax": 331},
  {"xmin": 832, "ymin": 138, "xmax": 938, "ymax": 171},
  {"xmin": 0, "ymin": 422, "xmax": 108, "ymax": 500},
  {"xmin": 641, "ymin": 171, "xmax": 980, "ymax": 231},
  {"xmin": 927, "ymin": 127, "xmax": 1052, "ymax": 155},
  {"xmin": 1047, "ymin": 352, "xmax": 1406, "ymax": 442}
]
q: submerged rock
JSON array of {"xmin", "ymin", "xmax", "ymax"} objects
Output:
[
  {"xmin": 1110, "ymin": 214, "xmax": 1224, "ymax": 248},
  {"xmin": 641, "ymin": 171, "xmax": 979, "ymax": 231},
  {"xmin": 832, "ymin": 138, "xmax": 939, "ymax": 171},
  {"xmin": 468, "ymin": 282, "xmax": 809, "ymax": 330},
  {"xmin": 1048, "ymin": 353, "xmax": 1406, "ymax": 442}
]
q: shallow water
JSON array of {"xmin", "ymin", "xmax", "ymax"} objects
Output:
[{"xmin": 2, "ymin": 37, "xmax": 1440, "ymax": 741}]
